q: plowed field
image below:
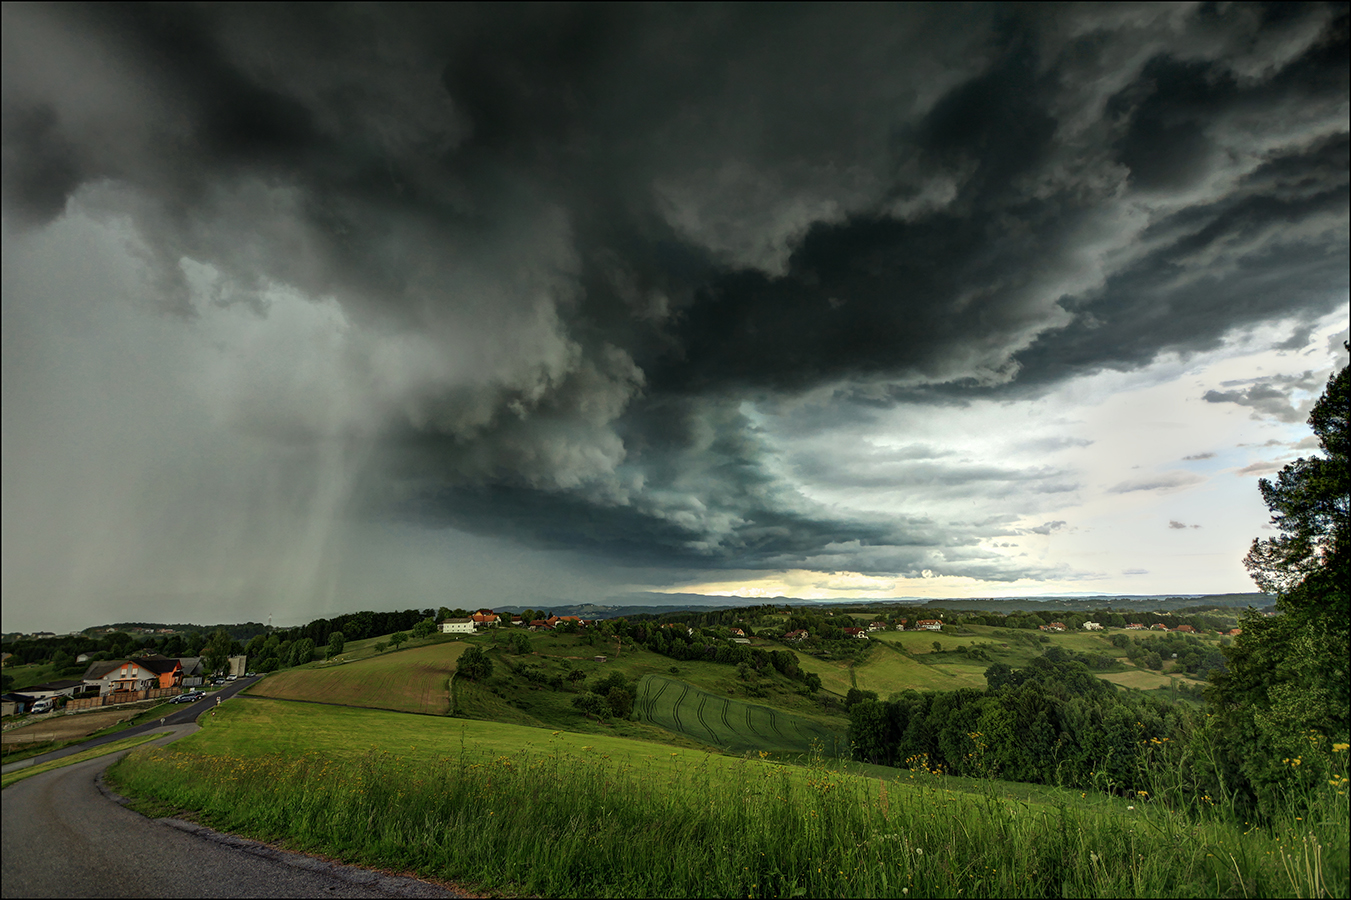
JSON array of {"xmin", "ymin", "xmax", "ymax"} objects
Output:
[{"xmin": 636, "ymin": 675, "xmax": 845, "ymax": 757}]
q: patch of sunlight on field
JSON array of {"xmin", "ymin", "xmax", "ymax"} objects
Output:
[
  {"xmin": 248, "ymin": 642, "xmax": 467, "ymax": 714},
  {"xmin": 636, "ymin": 675, "xmax": 847, "ymax": 757},
  {"xmin": 856, "ymin": 645, "xmax": 979, "ymax": 693},
  {"xmin": 1099, "ymin": 670, "xmax": 1206, "ymax": 691},
  {"xmin": 792, "ymin": 654, "xmax": 853, "ymax": 696}
]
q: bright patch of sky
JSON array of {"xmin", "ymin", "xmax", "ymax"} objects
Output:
[{"xmin": 658, "ymin": 309, "xmax": 1348, "ymax": 600}]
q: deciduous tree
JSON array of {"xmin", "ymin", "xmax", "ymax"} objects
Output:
[{"xmin": 1211, "ymin": 354, "xmax": 1349, "ymax": 814}]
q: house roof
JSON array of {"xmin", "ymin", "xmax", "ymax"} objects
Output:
[
  {"xmin": 83, "ymin": 660, "xmax": 123, "ymax": 680},
  {"xmin": 179, "ymin": 657, "xmax": 204, "ymax": 676},
  {"xmin": 27, "ymin": 679, "xmax": 85, "ymax": 691},
  {"xmin": 136, "ymin": 656, "xmax": 182, "ymax": 675}
]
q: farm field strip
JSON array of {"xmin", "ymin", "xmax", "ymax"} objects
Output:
[{"xmin": 637, "ymin": 675, "xmax": 844, "ymax": 756}]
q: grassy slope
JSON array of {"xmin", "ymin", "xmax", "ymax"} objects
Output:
[
  {"xmin": 3, "ymin": 661, "xmax": 68, "ymax": 691},
  {"xmin": 250, "ymin": 642, "xmax": 467, "ymax": 714},
  {"xmin": 109, "ymin": 697, "xmax": 1346, "ymax": 898}
]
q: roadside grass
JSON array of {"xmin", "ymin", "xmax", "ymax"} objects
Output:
[
  {"xmin": 1, "ymin": 701, "xmax": 177, "ymax": 763},
  {"xmin": 107, "ymin": 704, "xmax": 1349, "ymax": 898},
  {"xmin": 636, "ymin": 674, "xmax": 846, "ymax": 757},
  {"xmin": 2, "ymin": 731, "xmax": 168, "ymax": 789},
  {"xmin": 250, "ymin": 642, "xmax": 467, "ymax": 714}
]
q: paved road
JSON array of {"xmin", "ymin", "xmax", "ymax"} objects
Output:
[
  {"xmin": 2, "ymin": 684, "xmax": 463, "ymax": 898},
  {"xmin": 2, "ymin": 677, "xmax": 256, "ymax": 777}
]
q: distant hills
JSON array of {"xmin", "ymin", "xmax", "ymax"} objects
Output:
[{"xmin": 496, "ymin": 591, "xmax": 1274, "ymax": 619}]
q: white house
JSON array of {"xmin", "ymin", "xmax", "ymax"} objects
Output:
[
  {"xmin": 1082, "ymin": 622, "xmax": 1103, "ymax": 631},
  {"xmin": 440, "ymin": 618, "xmax": 474, "ymax": 634}
]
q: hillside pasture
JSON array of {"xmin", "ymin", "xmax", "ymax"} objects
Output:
[
  {"xmin": 637, "ymin": 674, "xmax": 846, "ymax": 756},
  {"xmin": 248, "ymin": 642, "xmax": 466, "ymax": 714},
  {"xmin": 857, "ymin": 644, "xmax": 988, "ymax": 693}
]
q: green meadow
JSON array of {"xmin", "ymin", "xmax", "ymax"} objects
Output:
[{"xmin": 108, "ymin": 697, "xmax": 1348, "ymax": 898}]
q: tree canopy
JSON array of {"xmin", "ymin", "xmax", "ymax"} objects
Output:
[{"xmin": 1211, "ymin": 354, "xmax": 1349, "ymax": 814}]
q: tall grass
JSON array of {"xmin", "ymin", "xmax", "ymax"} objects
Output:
[{"xmin": 107, "ymin": 738, "xmax": 1348, "ymax": 898}]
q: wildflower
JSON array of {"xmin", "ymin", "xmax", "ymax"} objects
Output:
[{"xmin": 1332, "ymin": 743, "xmax": 1349, "ymax": 753}]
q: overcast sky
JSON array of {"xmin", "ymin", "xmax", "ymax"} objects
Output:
[{"xmin": 3, "ymin": 3, "xmax": 1347, "ymax": 633}]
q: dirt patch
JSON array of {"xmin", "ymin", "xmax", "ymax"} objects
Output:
[{"xmin": 2, "ymin": 708, "xmax": 141, "ymax": 745}]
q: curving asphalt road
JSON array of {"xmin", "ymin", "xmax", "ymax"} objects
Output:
[{"xmin": 1, "ymin": 680, "xmax": 464, "ymax": 898}]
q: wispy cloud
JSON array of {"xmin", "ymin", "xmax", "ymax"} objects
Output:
[{"xmin": 1108, "ymin": 472, "xmax": 1206, "ymax": 494}]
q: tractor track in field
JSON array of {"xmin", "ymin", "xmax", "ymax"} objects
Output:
[
  {"xmin": 767, "ymin": 707, "xmax": 787, "ymax": 742},
  {"xmin": 719, "ymin": 697, "xmax": 733, "ymax": 735},
  {"xmin": 670, "ymin": 683, "xmax": 690, "ymax": 733},
  {"xmin": 694, "ymin": 693, "xmax": 715, "ymax": 744},
  {"xmin": 744, "ymin": 704, "xmax": 764, "ymax": 741}
]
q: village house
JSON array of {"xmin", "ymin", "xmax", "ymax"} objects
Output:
[
  {"xmin": 19, "ymin": 679, "xmax": 85, "ymax": 701},
  {"xmin": 440, "ymin": 618, "xmax": 475, "ymax": 635},
  {"xmin": 137, "ymin": 655, "xmax": 183, "ymax": 688},
  {"xmin": 1082, "ymin": 622, "xmax": 1103, "ymax": 631},
  {"xmin": 842, "ymin": 627, "xmax": 869, "ymax": 640},
  {"xmin": 895, "ymin": 619, "xmax": 909, "ymax": 631},
  {"xmin": 729, "ymin": 628, "xmax": 745, "ymax": 637},
  {"xmin": 179, "ymin": 657, "xmax": 206, "ymax": 687},
  {"xmin": 1039, "ymin": 622, "xmax": 1066, "ymax": 632},
  {"xmin": 83, "ymin": 659, "xmax": 160, "ymax": 696},
  {"xmin": 1227, "ymin": 628, "xmax": 1243, "ymax": 636},
  {"xmin": 471, "ymin": 612, "xmax": 500, "ymax": 628},
  {"xmin": 1175, "ymin": 624, "xmax": 1196, "ymax": 633},
  {"xmin": 528, "ymin": 619, "xmax": 551, "ymax": 630},
  {"xmin": 868, "ymin": 622, "xmax": 887, "ymax": 632},
  {"xmin": 916, "ymin": 619, "xmax": 942, "ymax": 632},
  {"xmin": 784, "ymin": 629, "xmax": 809, "ymax": 642},
  {"xmin": 2, "ymin": 693, "xmax": 32, "ymax": 716},
  {"xmin": 1125, "ymin": 623, "xmax": 1145, "ymax": 630},
  {"xmin": 1150, "ymin": 623, "xmax": 1169, "ymax": 631}
]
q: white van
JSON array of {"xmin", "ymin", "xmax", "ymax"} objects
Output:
[{"xmin": 30, "ymin": 698, "xmax": 56, "ymax": 714}]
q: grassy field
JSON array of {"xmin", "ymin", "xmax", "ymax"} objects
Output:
[
  {"xmin": 859, "ymin": 643, "xmax": 988, "ymax": 692},
  {"xmin": 107, "ymin": 697, "xmax": 1348, "ymax": 898},
  {"xmin": 249, "ymin": 642, "xmax": 467, "ymax": 714},
  {"xmin": 2, "ymin": 731, "xmax": 168, "ymax": 789},
  {"xmin": 1, "ymin": 660, "xmax": 70, "ymax": 691},
  {"xmin": 636, "ymin": 675, "xmax": 846, "ymax": 756},
  {"xmin": 1099, "ymin": 669, "xmax": 1207, "ymax": 691}
]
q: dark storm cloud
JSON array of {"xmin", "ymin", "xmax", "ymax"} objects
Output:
[{"xmin": 3, "ymin": 3, "xmax": 1346, "ymax": 580}]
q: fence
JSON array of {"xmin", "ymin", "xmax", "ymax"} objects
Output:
[{"xmin": 65, "ymin": 687, "xmax": 182, "ymax": 710}]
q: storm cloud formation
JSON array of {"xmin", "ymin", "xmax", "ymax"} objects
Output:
[{"xmin": 3, "ymin": 3, "xmax": 1347, "ymax": 601}]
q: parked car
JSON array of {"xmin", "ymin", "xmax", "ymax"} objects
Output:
[
  {"xmin": 226, "ymin": 675, "xmax": 237, "ymax": 681},
  {"xmin": 244, "ymin": 671, "xmax": 256, "ymax": 677}
]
